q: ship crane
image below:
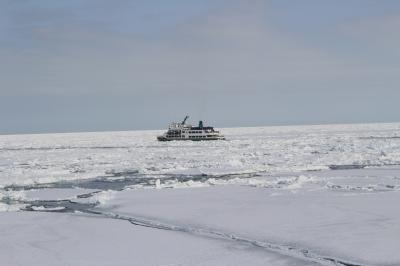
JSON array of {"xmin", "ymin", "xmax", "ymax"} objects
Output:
[{"xmin": 181, "ymin": 115, "xmax": 189, "ymax": 125}]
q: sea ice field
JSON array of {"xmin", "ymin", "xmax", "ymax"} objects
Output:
[{"xmin": 1, "ymin": 123, "xmax": 400, "ymax": 265}]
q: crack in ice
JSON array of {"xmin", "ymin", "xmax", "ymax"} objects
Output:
[
  {"xmin": 80, "ymin": 209, "xmax": 367, "ymax": 266},
  {"xmin": 19, "ymin": 193, "xmax": 367, "ymax": 266}
]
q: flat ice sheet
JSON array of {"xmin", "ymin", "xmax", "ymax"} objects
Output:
[
  {"xmin": 100, "ymin": 184, "xmax": 400, "ymax": 265},
  {"xmin": 0, "ymin": 211, "xmax": 308, "ymax": 266}
]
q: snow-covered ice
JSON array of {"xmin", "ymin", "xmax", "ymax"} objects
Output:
[
  {"xmin": 1, "ymin": 123, "xmax": 400, "ymax": 265},
  {"xmin": 101, "ymin": 182, "xmax": 400, "ymax": 265},
  {"xmin": 0, "ymin": 211, "xmax": 304, "ymax": 266}
]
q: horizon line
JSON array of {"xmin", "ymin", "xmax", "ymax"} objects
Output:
[{"xmin": 1, "ymin": 120, "xmax": 399, "ymax": 137}]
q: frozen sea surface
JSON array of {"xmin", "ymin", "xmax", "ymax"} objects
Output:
[{"xmin": 1, "ymin": 123, "xmax": 400, "ymax": 265}]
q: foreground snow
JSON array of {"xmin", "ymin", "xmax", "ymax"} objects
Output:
[
  {"xmin": 1, "ymin": 123, "xmax": 400, "ymax": 265},
  {"xmin": 99, "ymin": 179, "xmax": 400, "ymax": 265},
  {"xmin": 1, "ymin": 211, "xmax": 306, "ymax": 266}
]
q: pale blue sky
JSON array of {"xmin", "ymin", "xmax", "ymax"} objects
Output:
[{"xmin": 1, "ymin": 0, "xmax": 399, "ymax": 134}]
